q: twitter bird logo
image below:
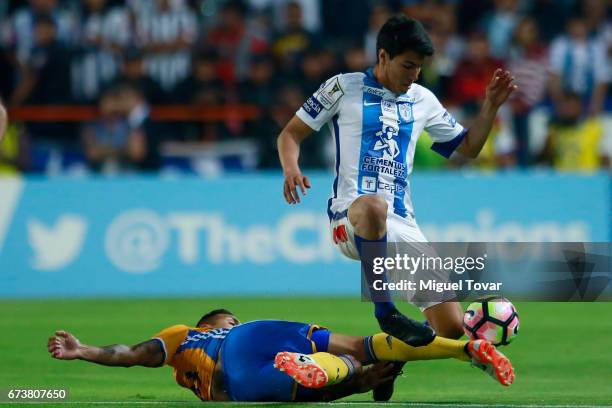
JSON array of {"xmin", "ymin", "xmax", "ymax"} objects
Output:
[{"xmin": 28, "ymin": 215, "xmax": 88, "ymax": 271}]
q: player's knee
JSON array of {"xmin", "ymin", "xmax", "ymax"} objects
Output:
[{"xmin": 358, "ymin": 195, "xmax": 388, "ymax": 226}]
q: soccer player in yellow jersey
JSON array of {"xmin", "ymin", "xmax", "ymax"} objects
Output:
[
  {"xmin": 544, "ymin": 92, "xmax": 606, "ymax": 171},
  {"xmin": 48, "ymin": 309, "xmax": 514, "ymax": 402}
]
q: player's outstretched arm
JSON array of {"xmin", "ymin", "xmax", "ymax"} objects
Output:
[
  {"xmin": 48, "ymin": 330, "xmax": 164, "ymax": 368},
  {"xmin": 456, "ymin": 69, "xmax": 517, "ymax": 159},
  {"xmin": 277, "ymin": 115, "xmax": 314, "ymax": 204}
]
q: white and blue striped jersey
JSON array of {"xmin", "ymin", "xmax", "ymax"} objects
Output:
[{"xmin": 296, "ymin": 69, "xmax": 466, "ymax": 220}]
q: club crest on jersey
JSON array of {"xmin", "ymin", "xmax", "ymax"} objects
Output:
[{"xmin": 398, "ymin": 103, "xmax": 414, "ymax": 123}]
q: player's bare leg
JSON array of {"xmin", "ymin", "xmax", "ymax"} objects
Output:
[
  {"xmin": 348, "ymin": 194, "xmax": 388, "ymax": 240},
  {"xmin": 326, "ymin": 333, "xmax": 368, "ymax": 362},
  {"xmin": 423, "ymin": 301, "xmax": 464, "ymax": 339}
]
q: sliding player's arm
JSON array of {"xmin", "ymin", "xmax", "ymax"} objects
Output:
[
  {"xmin": 456, "ymin": 69, "xmax": 517, "ymax": 158},
  {"xmin": 48, "ymin": 330, "xmax": 164, "ymax": 368},
  {"xmin": 277, "ymin": 115, "xmax": 314, "ymax": 204}
]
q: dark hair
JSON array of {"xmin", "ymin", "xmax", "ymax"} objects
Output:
[
  {"xmin": 196, "ymin": 308, "xmax": 234, "ymax": 327},
  {"xmin": 376, "ymin": 15, "xmax": 434, "ymax": 62}
]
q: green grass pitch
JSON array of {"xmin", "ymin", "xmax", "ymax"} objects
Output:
[{"xmin": 1, "ymin": 298, "xmax": 612, "ymax": 407}]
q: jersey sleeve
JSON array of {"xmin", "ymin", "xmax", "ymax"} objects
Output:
[
  {"xmin": 422, "ymin": 89, "xmax": 467, "ymax": 158},
  {"xmin": 296, "ymin": 74, "xmax": 345, "ymax": 131},
  {"xmin": 153, "ymin": 324, "xmax": 189, "ymax": 365}
]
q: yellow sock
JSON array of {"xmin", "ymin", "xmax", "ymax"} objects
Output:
[
  {"xmin": 309, "ymin": 352, "xmax": 355, "ymax": 385},
  {"xmin": 368, "ymin": 334, "xmax": 470, "ymax": 362}
]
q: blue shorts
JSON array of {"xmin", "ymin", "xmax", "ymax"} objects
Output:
[{"xmin": 220, "ymin": 320, "xmax": 330, "ymax": 401}]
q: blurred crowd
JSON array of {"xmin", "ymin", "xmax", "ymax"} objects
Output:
[{"xmin": 0, "ymin": 0, "xmax": 610, "ymax": 175}]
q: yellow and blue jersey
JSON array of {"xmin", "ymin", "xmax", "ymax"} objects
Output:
[
  {"xmin": 153, "ymin": 325, "xmax": 230, "ymax": 401},
  {"xmin": 154, "ymin": 321, "xmax": 331, "ymax": 401},
  {"xmin": 550, "ymin": 118, "xmax": 603, "ymax": 172}
]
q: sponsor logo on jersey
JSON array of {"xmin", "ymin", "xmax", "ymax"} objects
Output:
[
  {"xmin": 361, "ymin": 176, "xmax": 378, "ymax": 192},
  {"xmin": 359, "ymin": 97, "xmax": 407, "ymax": 184},
  {"xmin": 442, "ymin": 110, "xmax": 457, "ymax": 128},
  {"xmin": 376, "ymin": 179, "xmax": 406, "ymax": 194},
  {"xmin": 361, "ymin": 156, "xmax": 406, "ymax": 178},
  {"xmin": 360, "ymin": 175, "xmax": 405, "ymax": 194},
  {"xmin": 363, "ymin": 86, "xmax": 386, "ymax": 98},
  {"xmin": 302, "ymin": 96, "xmax": 324, "ymax": 118},
  {"xmin": 372, "ymin": 124, "xmax": 401, "ymax": 161}
]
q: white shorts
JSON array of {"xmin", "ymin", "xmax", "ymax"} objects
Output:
[
  {"xmin": 330, "ymin": 210, "xmax": 428, "ymax": 260},
  {"xmin": 329, "ymin": 208, "xmax": 454, "ymax": 310}
]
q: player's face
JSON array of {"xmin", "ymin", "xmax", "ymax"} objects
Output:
[
  {"xmin": 205, "ymin": 314, "xmax": 240, "ymax": 329},
  {"xmin": 380, "ymin": 49, "xmax": 425, "ymax": 94}
]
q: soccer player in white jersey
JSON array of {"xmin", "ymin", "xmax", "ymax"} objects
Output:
[{"xmin": 277, "ymin": 16, "xmax": 517, "ymax": 399}]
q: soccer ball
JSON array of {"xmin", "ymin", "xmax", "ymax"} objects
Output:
[{"xmin": 463, "ymin": 297, "xmax": 519, "ymax": 346}]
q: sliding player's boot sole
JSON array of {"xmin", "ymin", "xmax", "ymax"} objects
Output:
[
  {"xmin": 466, "ymin": 340, "xmax": 515, "ymax": 386},
  {"xmin": 274, "ymin": 351, "xmax": 329, "ymax": 389}
]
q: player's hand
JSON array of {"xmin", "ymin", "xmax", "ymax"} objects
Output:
[
  {"xmin": 283, "ymin": 170, "xmax": 311, "ymax": 204},
  {"xmin": 356, "ymin": 362, "xmax": 396, "ymax": 392},
  {"xmin": 48, "ymin": 330, "xmax": 82, "ymax": 360},
  {"xmin": 485, "ymin": 69, "xmax": 517, "ymax": 109}
]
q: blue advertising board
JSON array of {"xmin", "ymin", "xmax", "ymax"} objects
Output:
[{"xmin": 0, "ymin": 173, "xmax": 609, "ymax": 297}]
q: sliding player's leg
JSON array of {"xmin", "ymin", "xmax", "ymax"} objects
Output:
[
  {"xmin": 328, "ymin": 332, "xmax": 470, "ymax": 364},
  {"xmin": 371, "ymin": 302, "xmax": 464, "ymax": 401},
  {"xmin": 220, "ymin": 320, "xmax": 349, "ymax": 401},
  {"xmin": 275, "ymin": 331, "xmax": 514, "ymax": 389}
]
